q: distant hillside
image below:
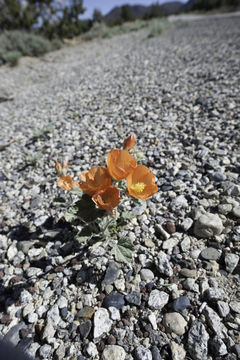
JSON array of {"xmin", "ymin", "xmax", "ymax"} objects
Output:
[
  {"xmin": 104, "ymin": 1, "xmax": 196, "ymax": 20},
  {"xmin": 104, "ymin": 5, "xmax": 150, "ymax": 20},
  {"xmin": 161, "ymin": 1, "xmax": 183, "ymax": 15}
]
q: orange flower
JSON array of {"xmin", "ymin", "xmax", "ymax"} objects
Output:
[
  {"xmin": 123, "ymin": 134, "xmax": 136, "ymax": 151},
  {"xmin": 126, "ymin": 165, "xmax": 158, "ymax": 200},
  {"xmin": 92, "ymin": 186, "xmax": 120, "ymax": 210},
  {"xmin": 107, "ymin": 149, "xmax": 137, "ymax": 181},
  {"xmin": 79, "ymin": 166, "xmax": 111, "ymax": 196},
  {"xmin": 58, "ymin": 175, "xmax": 80, "ymax": 191}
]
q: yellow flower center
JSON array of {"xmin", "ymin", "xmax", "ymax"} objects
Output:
[{"xmin": 131, "ymin": 182, "xmax": 145, "ymax": 193}]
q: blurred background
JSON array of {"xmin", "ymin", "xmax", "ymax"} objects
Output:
[{"xmin": 0, "ymin": 0, "xmax": 240, "ymax": 66}]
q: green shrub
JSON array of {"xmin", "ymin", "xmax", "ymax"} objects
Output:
[
  {"xmin": 0, "ymin": 30, "xmax": 62, "ymax": 66},
  {"xmin": 2, "ymin": 50, "xmax": 21, "ymax": 66},
  {"xmin": 147, "ymin": 19, "xmax": 170, "ymax": 38}
]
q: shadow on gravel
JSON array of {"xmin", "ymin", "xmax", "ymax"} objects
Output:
[{"xmin": 0, "ymin": 215, "xmax": 96, "ymax": 311}]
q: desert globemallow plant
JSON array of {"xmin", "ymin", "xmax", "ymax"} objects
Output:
[{"xmin": 55, "ymin": 135, "xmax": 158, "ymax": 263}]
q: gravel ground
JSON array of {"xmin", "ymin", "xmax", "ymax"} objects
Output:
[{"xmin": 0, "ymin": 16, "xmax": 240, "ymax": 360}]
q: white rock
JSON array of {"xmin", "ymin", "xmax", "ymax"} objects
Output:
[
  {"xmin": 102, "ymin": 345, "xmax": 126, "ymax": 360},
  {"xmin": 148, "ymin": 290, "xmax": 169, "ymax": 310},
  {"xmin": 94, "ymin": 308, "xmax": 112, "ymax": 338},
  {"xmin": 194, "ymin": 213, "xmax": 223, "ymax": 238}
]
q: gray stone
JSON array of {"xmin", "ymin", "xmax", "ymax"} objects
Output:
[
  {"xmin": 172, "ymin": 296, "xmax": 191, "ymax": 312},
  {"xmin": 181, "ymin": 218, "xmax": 193, "ymax": 231},
  {"xmin": 203, "ymin": 305, "xmax": 227, "ymax": 339},
  {"xmin": 47, "ymin": 304, "xmax": 60, "ymax": 326},
  {"xmin": 205, "ymin": 287, "xmax": 228, "ymax": 301},
  {"xmin": 148, "ymin": 290, "xmax": 169, "ymax": 310},
  {"xmin": 225, "ymin": 253, "xmax": 239, "ymax": 273},
  {"xmin": 194, "ymin": 213, "xmax": 223, "ymax": 238},
  {"xmin": 200, "ymin": 247, "xmax": 221, "ymax": 261},
  {"xmin": 79, "ymin": 319, "xmax": 92, "ymax": 339},
  {"xmin": 102, "ymin": 345, "xmax": 126, "ymax": 360},
  {"xmin": 102, "ymin": 261, "xmax": 120, "ymax": 285},
  {"xmin": 55, "ymin": 344, "xmax": 65, "ymax": 360},
  {"xmin": 42, "ymin": 322, "xmax": 56, "ymax": 340},
  {"xmin": 229, "ymin": 301, "xmax": 240, "ymax": 313},
  {"xmin": 188, "ymin": 320, "xmax": 209, "ymax": 360},
  {"xmin": 94, "ymin": 308, "xmax": 112, "ymax": 338},
  {"xmin": 102, "ymin": 292, "xmax": 125, "ymax": 309},
  {"xmin": 26, "ymin": 267, "xmax": 43, "ymax": 277},
  {"xmin": 217, "ymin": 301, "xmax": 230, "ymax": 317},
  {"xmin": 155, "ymin": 251, "xmax": 173, "ymax": 276},
  {"xmin": 125, "ymin": 291, "xmax": 142, "ymax": 306},
  {"xmin": 210, "ymin": 335, "xmax": 228, "ymax": 356},
  {"xmin": 163, "ymin": 312, "xmax": 187, "ymax": 336},
  {"xmin": 151, "ymin": 346, "xmax": 162, "ymax": 360},
  {"xmin": 140, "ymin": 269, "xmax": 154, "ymax": 282},
  {"xmin": 232, "ymin": 205, "xmax": 240, "ymax": 218},
  {"xmin": 135, "ymin": 345, "xmax": 152, "ymax": 360},
  {"xmin": 155, "ymin": 224, "xmax": 170, "ymax": 240},
  {"xmin": 171, "ymin": 195, "xmax": 188, "ymax": 209},
  {"xmin": 183, "ymin": 278, "xmax": 199, "ymax": 292},
  {"xmin": 39, "ymin": 344, "xmax": 52, "ymax": 358},
  {"xmin": 85, "ymin": 342, "xmax": 98, "ymax": 357}
]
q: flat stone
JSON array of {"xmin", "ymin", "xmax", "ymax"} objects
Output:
[
  {"xmin": 102, "ymin": 345, "xmax": 126, "ymax": 360},
  {"xmin": 102, "ymin": 292, "xmax": 125, "ymax": 309},
  {"xmin": 163, "ymin": 312, "xmax": 187, "ymax": 336},
  {"xmin": 94, "ymin": 308, "xmax": 112, "ymax": 338},
  {"xmin": 180, "ymin": 268, "xmax": 197, "ymax": 278},
  {"xmin": 194, "ymin": 213, "xmax": 223, "ymax": 238},
  {"xmin": 188, "ymin": 320, "xmax": 209, "ymax": 360},
  {"xmin": 148, "ymin": 290, "xmax": 169, "ymax": 310},
  {"xmin": 205, "ymin": 287, "xmax": 228, "ymax": 301},
  {"xmin": 200, "ymin": 247, "xmax": 221, "ymax": 261},
  {"xmin": 125, "ymin": 291, "xmax": 142, "ymax": 306},
  {"xmin": 102, "ymin": 261, "xmax": 120, "ymax": 285},
  {"xmin": 151, "ymin": 345, "xmax": 162, "ymax": 360},
  {"xmin": 172, "ymin": 296, "xmax": 191, "ymax": 312}
]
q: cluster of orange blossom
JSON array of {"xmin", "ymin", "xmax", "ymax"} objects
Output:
[{"xmin": 56, "ymin": 135, "xmax": 158, "ymax": 211}]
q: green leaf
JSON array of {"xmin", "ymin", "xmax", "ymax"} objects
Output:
[
  {"xmin": 114, "ymin": 238, "xmax": 135, "ymax": 264},
  {"xmin": 98, "ymin": 216, "xmax": 116, "ymax": 232},
  {"xmin": 121, "ymin": 211, "xmax": 135, "ymax": 220},
  {"xmin": 53, "ymin": 197, "xmax": 66, "ymax": 203},
  {"xmin": 70, "ymin": 187, "xmax": 83, "ymax": 196},
  {"xmin": 64, "ymin": 206, "xmax": 78, "ymax": 222}
]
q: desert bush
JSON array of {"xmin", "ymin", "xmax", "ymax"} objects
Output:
[
  {"xmin": 0, "ymin": 31, "xmax": 62, "ymax": 66},
  {"xmin": 2, "ymin": 50, "xmax": 21, "ymax": 66},
  {"xmin": 147, "ymin": 19, "xmax": 170, "ymax": 38}
]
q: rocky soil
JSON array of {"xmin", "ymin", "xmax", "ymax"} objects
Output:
[{"xmin": 0, "ymin": 16, "xmax": 240, "ymax": 360}]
